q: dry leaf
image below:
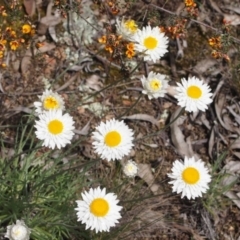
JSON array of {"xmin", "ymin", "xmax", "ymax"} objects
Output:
[
  {"xmin": 193, "ymin": 58, "xmax": 217, "ymax": 74},
  {"xmin": 223, "ymin": 14, "xmax": 240, "ymax": 25},
  {"xmin": 21, "ymin": 43, "xmax": 56, "ymax": 74},
  {"xmin": 141, "ymin": 143, "xmax": 159, "ymax": 148},
  {"xmin": 224, "ymin": 191, "xmax": 240, "ymax": 209},
  {"xmin": 215, "ymin": 94, "xmax": 234, "ymax": 132},
  {"xmin": 212, "ymin": 80, "xmax": 224, "ymax": 99},
  {"xmin": 208, "ymin": 127, "xmax": 215, "ymax": 159},
  {"xmin": 208, "ymin": 0, "xmax": 222, "ymax": 13},
  {"xmin": 167, "ymin": 85, "xmax": 177, "ymax": 97},
  {"xmin": 23, "ymin": 0, "xmax": 36, "ymax": 16},
  {"xmin": 85, "ymin": 75, "xmax": 103, "ymax": 92},
  {"xmin": 49, "ymin": 9, "xmax": 61, "ymax": 42},
  {"xmin": 37, "ymin": 42, "xmax": 56, "ymax": 53},
  {"xmin": 38, "ymin": 16, "xmax": 62, "ymax": 35},
  {"xmin": 21, "ymin": 49, "xmax": 32, "ymax": 74},
  {"xmin": 49, "ymin": 26, "xmax": 58, "ymax": 42},
  {"xmin": 170, "ymin": 107, "xmax": 195, "ymax": 158},
  {"xmin": 200, "ymin": 113, "xmax": 211, "ymax": 129},
  {"xmin": 227, "ymin": 106, "xmax": 240, "ymax": 124},
  {"xmin": 230, "ymin": 139, "xmax": 240, "ymax": 150},
  {"xmin": 121, "ymin": 114, "xmax": 159, "ymax": 126},
  {"xmin": 223, "ymin": 6, "xmax": 240, "ymax": 15},
  {"xmin": 137, "ymin": 163, "xmax": 159, "ymax": 194},
  {"xmin": 176, "ymin": 2, "xmax": 185, "ymax": 15},
  {"xmin": 74, "ymin": 118, "xmax": 93, "ymax": 136},
  {"xmin": 221, "ymin": 161, "xmax": 240, "ymax": 209}
]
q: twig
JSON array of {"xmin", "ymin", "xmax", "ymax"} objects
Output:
[
  {"xmin": 86, "ymin": 49, "xmax": 122, "ymax": 70},
  {"xmin": 55, "ymin": 72, "xmax": 79, "ymax": 92}
]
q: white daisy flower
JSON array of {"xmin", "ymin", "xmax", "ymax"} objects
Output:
[
  {"xmin": 92, "ymin": 119, "xmax": 134, "ymax": 161},
  {"xmin": 34, "ymin": 109, "xmax": 75, "ymax": 149},
  {"xmin": 175, "ymin": 76, "xmax": 213, "ymax": 112},
  {"xmin": 123, "ymin": 160, "xmax": 138, "ymax": 177},
  {"xmin": 116, "ymin": 17, "xmax": 139, "ymax": 41},
  {"xmin": 141, "ymin": 71, "xmax": 169, "ymax": 99},
  {"xmin": 133, "ymin": 25, "xmax": 168, "ymax": 63},
  {"xmin": 5, "ymin": 220, "xmax": 31, "ymax": 240},
  {"xmin": 168, "ymin": 156, "xmax": 211, "ymax": 200},
  {"xmin": 34, "ymin": 89, "xmax": 65, "ymax": 114},
  {"xmin": 75, "ymin": 187, "xmax": 122, "ymax": 233}
]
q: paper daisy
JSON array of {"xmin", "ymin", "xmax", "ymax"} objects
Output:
[
  {"xmin": 75, "ymin": 187, "xmax": 122, "ymax": 233},
  {"xmin": 5, "ymin": 220, "xmax": 31, "ymax": 240},
  {"xmin": 92, "ymin": 119, "xmax": 134, "ymax": 161},
  {"xmin": 35, "ymin": 109, "xmax": 75, "ymax": 149},
  {"xmin": 133, "ymin": 25, "xmax": 168, "ymax": 63},
  {"xmin": 116, "ymin": 17, "xmax": 139, "ymax": 41},
  {"xmin": 141, "ymin": 71, "xmax": 169, "ymax": 99},
  {"xmin": 175, "ymin": 76, "xmax": 213, "ymax": 112},
  {"xmin": 34, "ymin": 89, "xmax": 65, "ymax": 114},
  {"xmin": 123, "ymin": 160, "xmax": 138, "ymax": 177},
  {"xmin": 168, "ymin": 156, "xmax": 211, "ymax": 200}
]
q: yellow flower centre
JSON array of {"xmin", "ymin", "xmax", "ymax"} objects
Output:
[
  {"xmin": 90, "ymin": 198, "xmax": 109, "ymax": 217},
  {"xmin": 126, "ymin": 164, "xmax": 135, "ymax": 173},
  {"xmin": 104, "ymin": 131, "xmax": 121, "ymax": 147},
  {"xmin": 182, "ymin": 167, "xmax": 200, "ymax": 184},
  {"xmin": 124, "ymin": 20, "xmax": 138, "ymax": 33},
  {"xmin": 150, "ymin": 79, "xmax": 161, "ymax": 91},
  {"xmin": 43, "ymin": 96, "xmax": 59, "ymax": 110},
  {"xmin": 187, "ymin": 85, "xmax": 202, "ymax": 99},
  {"xmin": 144, "ymin": 36, "xmax": 158, "ymax": 50},
  {"xmin": 48, "ymin": 119, "xmax": 63, "ymax": 135},
  {"xmin": 14, "ymin": 229, "xmax": 21, "ymax": 236},
  {"xmin": 12, "ymin": 226, "xmax": 26, "ymax": 237},
  {"xmin": 22, "ymin": 24, "xmax": 31, "ymax": 34}
]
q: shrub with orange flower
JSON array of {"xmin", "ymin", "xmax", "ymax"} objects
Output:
[
  {"xmin": 10, "ymin": 40, "xmax": 19, "ymax": 50},
  {"xmin": 184, "ymin": 0, "xmax": 196, "ymax": 7},
  {"xmin": 184, "ymin": 0, "xmax": 198, "ymax": 16},
  {"xmin": 208, "ymin": 36, "xmax": 221, "ymax": 49},
  {"xmin": 126, "ymin": 42, "xmax": 135, "ymax": 58}
]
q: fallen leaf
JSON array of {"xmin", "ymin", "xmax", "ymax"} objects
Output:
[
  {"xmin": 170, "ymin": 107, "xmax": 196, "ymax": 158},
  {"xmin": 223, "ymin": 6, "xmax": 240, "ymax": 15},
  {"xmin": 23, "ymin": 0, "xmax": 36, "ymax": 16},
  {"xmin": 208, "ymin": 126, "xmax": 216, "ymax": 159},
  {"xmin": 221, "ymin": 161, "xmax": 240, "ymax": 209},
  {"xmin": 38, "ymin": 16, "xmax": 62, "ymax": 35},
  {"xmin": 121, "ymin": 114, "xmax": 159, "ymax": 126},
  {"xmin": 37, "ymin": 42, "xmax": 56, "ymax": 53},
  {"xmin": 74, "ymin": 118, "xmax": 93, "ymax": 136},
  {"xmin": 85, "ymin": 75, "xmax": 103, "ymax": 92},
  {"xmin": 167, "ymin": 85, "xmax": 177, "ymax": 97},
  {"xmin": 137, "ymin": 163, "xmax": 159, "ymax": 194},
  {"xmin": 215, "ymin": 94, "xmax": 235, "ymax": 132},
  {"xmin": 223, "ymin": 14, "xmax": 240, "ymax": 26},
  {"xmin": 193, "ymin": 58, "xmax": 217, "ymax": 74},
  {"xmin": 21, "ymin": 49, "xmax": 32, "ymax": 74},
  {"xmin": 21, "ymin": 43, "xmax": 56, "ymax": 74},
  {"xmin": 208, "ymin": 0, "xmax": 222, "ymax": 13}
]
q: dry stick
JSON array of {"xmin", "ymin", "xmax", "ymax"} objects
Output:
[
  {"xmin": 117, "ymin": 94, "xmax": 142, "ymax": 119},
  {"xmin": 87, "ymin": 49, "xmax": 121, "ymax": 70},
  {"xmin": 149, "ymin": 3, "xmax": 240, "ymax": 44},
  {"xmin": 144, "ymin": 61, "xmax": 149, "ymax": 76},
  {"xmin": 55, "ymin": 72, "xmax": 79, "ymax": 92}
]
